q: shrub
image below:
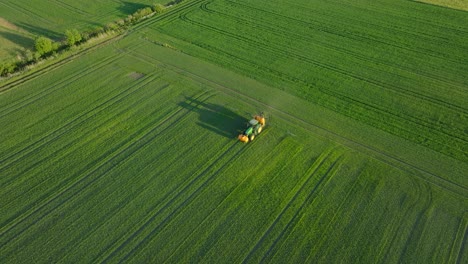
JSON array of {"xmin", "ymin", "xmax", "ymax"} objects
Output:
[
  {"xmin": 152, "ymin": 4, "xmax": 165, "ymax": 14},
  {"xmin": 105, "ymin": 22, "xmax": 119, "ymax": 32},
  {"xmin": 35, "ymin": 36, "xmax": 54, "ymax": 56},
  {"xmin": 65, "ymin": 29, "xmax": 82, "ymax": 46}
]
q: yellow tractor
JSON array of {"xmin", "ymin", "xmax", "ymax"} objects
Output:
[{"xmin": 238, "ymin": 114, "xmax": 266, "ymax": 142}]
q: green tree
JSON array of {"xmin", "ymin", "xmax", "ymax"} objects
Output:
[
  {"xmin": 65, "ymin": 29, "xmax": 82, "ymax": 46},
  {"xmin": 35, "ymin": 36, "xmax": 53, "ymax": 56},
  {"xmin": 105, "ymin": 22, "xmax": 118, "ymax": 32},
  {"xmin": 24, "ymin": 49, "xmax": 34, "ymax": 63},
  {"xmin": 152, "ymin": 4, "xmax": 165, "ymax": 14},
  {"xmin": 0, "ymin": 61, "xmax": 17, "ymax": 76}
]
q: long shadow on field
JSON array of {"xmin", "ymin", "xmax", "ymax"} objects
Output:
[
  {"xmin": 118, "ymin": 2, "xmax": 151, "ymax": 15},
  {"xmin": 179, "ymin": 96, "xmax": 247, "ymax": 139},
  {"xmin": 17, "ymin": 23, "xmax": 61, "ymax": 40},
  {"xmin": 0, "ymin": 31, "xmax": 34, "ymax": 51}
]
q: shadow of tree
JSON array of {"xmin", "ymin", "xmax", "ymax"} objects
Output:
[
  {"xmin": 0, "ymin": 31, "xmax": 34, "ymax": 50},
  {"xmin": 179, "ymin": 96, "xmax": 248, "ymax": 138},
  {"xmin": 17, "ymin": 23, "xmax": 62, "ymax": 40},
  {"xmin": 117, "ymin": 1, "xmax": 151, "ymax": 15}
]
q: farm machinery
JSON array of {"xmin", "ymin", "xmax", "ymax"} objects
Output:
[{"xmin": 238, "ymin": 114, "xmax": 266, "ymax": 142}]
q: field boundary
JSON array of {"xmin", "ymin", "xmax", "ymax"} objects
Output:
[{"xmin": 0, "ymin": 33, "xmax": 124, "ymax": 94}]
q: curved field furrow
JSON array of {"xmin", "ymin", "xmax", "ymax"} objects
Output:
[
  {"xmin": 197, "ymin": 5, "xmax": 468, "ymax": 113},
  {"xmin": 128, "ymin": 0, "xmax": 205, "ymax": 32},
  {"xmin": 0, "ymin": 90, "xmax": 214, "ymax": 241},
  {"xmin": 173, "ymin": 0, "xmax": 468, "ymax": 111},
  {"xmin": 378, "ymin": 181, "xmax": 433, "ymax": 263},
  {"xmin": 446, "ymin": 214, "xmax": 468, "ymax": 263},
  {"xmin": 372, "ymin": 169, "xmax": 431, "ymax": 262}
]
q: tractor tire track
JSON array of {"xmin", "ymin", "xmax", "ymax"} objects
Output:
[
  {"xmin": 198, "ymin": 2, "xmax": 468, "ymax": 110},
  {"xmin": 98, "ymin": 138, "xmax": 247, "ymax": 263},
  {"xmin": 0, "ymin": 55, "xmax": 120, "ymax": 117},
  {"xmin": 130, "ymin": 49, "xmax": 467, "ymax": 198},
  {"xmin": 205, "ymin": 1, "xmax": 467, "ymax": 91},
  {"xmin": 179, "ymin": 9, "xmax": 468, "ymax": 117},
  {"xmin": 0, "ymin": 90, "xmax": 214, "ymax": 243},
  {"xmin": 449, "ymin": 213, "xmax": 468, "ymax": 264},
  {"xmin": 302, "ymin": 164, "xmax": 366, "ymax": 263},
  {"xmin": 224, "ymin": 0, "xmax": 468, "ymax": 65},
  {"xmin": 167, "ymin": 21, "xmax": 468, "ymax": 157},
  {"xmin": 50, "ymin": 0, "xmax": 91, "ymax": 16},
  {"xmin": 319, "ymin": 88, "xmax": 468, "ymax": 147},
  {"xmin": 119, "ymin": 132, "xmax": 269, "ymax": 263},
  {"xmin": 0, "ymin": 81, "xmax": 170, "ymax": 203},
  {"xmin": 396, "ymin": 182, "xmax": 433, "ymax": 263},
  {"xmin": 185, "ymin": 8, "xmax": 468, "ymax": 149},
  {"xmin": 103, "ymin": 130, "xmax": 272, "ymax": 262},
  {"xmin": 127, "ymin": 0, "xmax": 205, "ymax": 32},
  {"xmin": 164, "ymin": 135, "xmax": 301, "ymax": 263},
  {"xmin": 0, "ymin": 104, "xmax": 206, "ymax": 260},
  {"xmin": 55, "ymin": 120, "xmax": 212, "ymax": 263},
  {"xmin": 241, "ymin": 148, "xmax": 339, "ymax": 263},
  {"xmin": 260, "ymin": 153, "xmax": 344, "ymax": 263},
  {"xmin": 0, "ymin": 1, "xmax": 52, "ymax": 24},
  {"xmin": 0, "ymin": 73, "xmax": 157, "ymax": 175},
  {"xmin": 373, "ymin": 170, "xmax": 427, "ymax": 263}
]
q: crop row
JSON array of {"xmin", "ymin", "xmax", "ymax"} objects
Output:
[
  {"xmin": 0, "ymin": 83, "xmax": 217, "ymax": 261},
  {"xmin": 146, "ymin": 0, "xmax": 467, "ymax": 161},
  {"xmin": 1, "ymin": 1, "xmax": 466, "ymax": 262},
  {"xmin": 119, "ymin": 37, "xmax": 467, "ymax": 196}
]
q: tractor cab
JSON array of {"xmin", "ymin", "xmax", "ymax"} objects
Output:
[{"xmin": 238, "ymin": 114, "xmax": 266, "ymax": 143}]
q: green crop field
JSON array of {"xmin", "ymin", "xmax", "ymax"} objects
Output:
[
  {"xmin": 1, "ymin": 0, "xmax": 467, "ymax": 263},
  {"xmin": 416, "ymin": 0, "xmax": 468, "ymax": 11},
  {"xmin": 0, "ymin": 0, "xmax": 165, "ymax": 60}
]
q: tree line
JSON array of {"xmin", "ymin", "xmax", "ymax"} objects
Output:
[{"xmin": 0, "ymin": 3, "xmax": 169, "ymax": 77}]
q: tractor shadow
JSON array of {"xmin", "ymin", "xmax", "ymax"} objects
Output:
[{"xmin": 179, "ymin": 96, "xmax": 248, "ymax": 139}]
